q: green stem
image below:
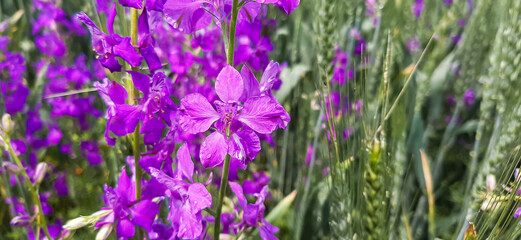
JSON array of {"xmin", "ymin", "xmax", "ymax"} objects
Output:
[
  {"xmin": 129, "ymin": 5, "xmax": 143, "ymax": 239},
  {"xmin": 213, "ymin": 1, "xmax": 240, "ymax": 238},
  {"xmin": 227, "ymin": 0, "xmax": 239, "ymax": 65},
  {"xmin": 214, "ymin": 154, "xmax": 231, "ymax": 240},
  {"xmin": 4, "ymin": 137, "xmax": 51, "ymax": 239}
]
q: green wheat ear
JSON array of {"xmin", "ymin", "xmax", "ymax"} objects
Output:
[
  {"xmin": 453, "ymin": 0, "xmax": 500, "ymax": 96},
  {"xmin": 467, "ymin": 0, "xmax": 521, "ymax": 222},
  {"xmin": 363, "ymin": 140, "xmax": 386, "ymax": 240}
]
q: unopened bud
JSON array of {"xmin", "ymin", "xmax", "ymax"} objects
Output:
[
  {"xmin": 2, "ymin": 114, "xmax": 13, "ymax": 134},
  {"xmin": 486, "ymin": 175, "xmax": 496, "ymax": 194},
  {"xmin": 63, "ymin": 216, "xmax": 90, "ymax": 230},
  {"xmin": 2, "ymin": 162, "xmax": 21, "ymax": 174},
  {"xmin": 95, "ymin": 224, "xmax": 113, "ymax": 240},
  {"xmin": 33, "ymin": 163, "xmax": 48, "ymax": 185},
  {"xmin": 10, "ymin": 215, "xmax": 32, "ymax": 226}
]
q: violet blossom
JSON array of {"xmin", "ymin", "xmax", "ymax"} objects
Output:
[
  {"xmin": 229, "ymin": 182, "xmax": 279, "ymax": 240},
  {"xmin": 76, "ymin": 6, "xmax": 143, "ymax": 72},
  {"xmin": 179, "ymin": 64, "xmax": 289, "ymax": 168}
]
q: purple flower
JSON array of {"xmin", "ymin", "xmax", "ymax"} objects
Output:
[
  {"xmin": 243, "ymin": 171, "xmax": 270, "ymax": 194},
  {"xmin": 96, "ymin": 167, "xmax": 160, "ymax": 239},
  {"xmin": 75, "ymin": 8, "xmax": 143, "ymax": 72},
  {"xmin": 54, "ymin": 174, "xmax": 69, "ymax": 196},
  {"xmin": 234, "ymin": 18, "xmax": 274, "ymax": 71},
  {"xmin": 407, "ymin": 35, "xmax": 420, "ymax": 52},
  {"xmin": 229, "ymin": 182, "xmax": 279, "ymax": 240},
  {"xmin": 1, "ymin": 82, "xmax": 29, "ymax": 115},
  {"xmin": 81, "ymin": 141, "xmax": 103, "ymax": 166},
  {"xmin": 149, "ymin": 144, "xmax": 212, "ymax": 239},
  {"xmin": 463, "ymin": 89, "xmax": 475, "ymax": 106},
  {"xmin": 179, "ymin": 64, "xmax": 289, "ymax": 168},
  {"xmin": 332, "ymin": 47, "xmax": 348, "ymax": 85},
  {"xmin": 412, "ymin": 0, "xmax": 424, "ymax": 18},
  {"xmin": 163, "ymin": 0, "xmax": 215, "ymax": 33}
]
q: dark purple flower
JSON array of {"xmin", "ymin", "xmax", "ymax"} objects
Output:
[
  {"xmin": 463, "ymin": 89, "xmax": 475, "ymax": 106},
  {"xmin": 54, "ymin": 174, "xmax": 69, "ymax": 196},
  {"xmin": 412, "ymin": 0, "xmax": 424, "ymax": 18},
  {"xmin": 104, "ymin": 71, "xmax": 174, "ymax": 145},
  {"xmin": 332, "ymin": 47, "xmax": 348, "ymax": 85},
  {"xmin": 75, "ymin": 8, "xmax": 143, "ymax": 72},
  {"xmin": 81, "ymin": 141, "xmax": 103, "ymax": 166},
  {"xmin": 149, "ymin": 144, "xmax": 212, "ymax": 239},
  {"xmin": 229, "ymin": 182, "xmax": 279, "ymax": 240},
  {"xmin": 96, "ymin": 167, "xmax": 160, "ymax": 238},
  {"xmin": 243, "ymin": 171, "xmax": 270, "ymax": 195}
]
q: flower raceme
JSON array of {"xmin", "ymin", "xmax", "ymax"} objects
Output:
[
  {"xmin": 76, "ymin": 5, "xmax": 143, "ymax": 72},
  {"xmin": 163, "ymin": 0, "xmax": 299, "ymax": 33},
  {"xmin": 179, "ymin": 63, "xmax": 290, "ymax": 168}
]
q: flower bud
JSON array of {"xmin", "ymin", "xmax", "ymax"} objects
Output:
[
  {"xmin": 33, "ymin": 162, "xmax": 48, "ymax": 185},
  {"xmin": 63, "ymin": 216, "xmax": 90, "ymax": 230},
  {"xmin": 1, "ymin": 114, "xmax": 13, "ymax": 134},
  {"xmin": 2, "ymin": 162, "xmax": 21, "ymax": 174},
  {"xmin": 486, "ymin": 174, "xmax": 496, "ymax": 194},
  {"xmin": 10, "ymin": 215, "xmax": 32, "ymax": 226},
  {"xmin": 95, "ymin": 224, "xmax": 113, "ymax": 240}
]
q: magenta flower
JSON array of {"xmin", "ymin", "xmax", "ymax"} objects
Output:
[
  {"xmin": 229, "ymin": 182, "xmax": 279, "ymax": 240},
  {"xmin": 149, "ymin": 144, "xmax": 212, "ymax": 239},
  {"xmin": 412, "ymin": 0, "xmax": 424, "ymax": 18},
  {"xmin": 75, "ymin": 6, "xmax": 143, "ymax": 72},
  {"xmin": 179, "ymin": 64, "xmax": 289, "ymax": 168},
  {"xmin": 463, "ymin": 89, "xmax": 475, "ymax": 106},
  {"xmin": 119, "ymin": 0, "xmax": 166, "ymax": 11},
  {"xmin": 96, "ymin": 167, "xmax": 160, "ymax": 239},
  {"xmin": 95, "ymin": 71, "xmax": 174, "ymax": 145}
]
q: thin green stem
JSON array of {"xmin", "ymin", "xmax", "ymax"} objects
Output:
[
  {"xmin": 129, "ymin": 5, "xmax": 143, "ymax": 240},
  {"xmin": 227, "ymin": 0, "xmax": 239, "ymax": 65},
  {"xmin": 214, "ymin": 154, "xmax": 231, "ymax": 240},
  {"xmin": 4, "ymin": 137, "xmax": 51, "ymax": 239},
  {"xmin": 213, "ymin": 1, "xmax": 240, "ymax": 238}
]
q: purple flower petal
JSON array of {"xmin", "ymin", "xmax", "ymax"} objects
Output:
[
  {"xmin": 188, "ymin": 183, "xmax": 212, "ymax": 212},
  {"xmin": 216, "ymin": 65, "xmax": 244, "ymax": 103},
  {"xmin": 146, "ymin": 0, "xmax": 166, "ymax": 11},
  {"xmin": 238, "ymin": 96, "xmax": 287, "ymax": 134},
  {"xmin": 107, "ymin": 4, "xmax": 117, "ymax": 35},
  {"xmin": 131, "ymin": 200, "xmax": 160, "ymax": 231},
  {"xmin": 94, "ymin": 79, "xmax": 128, "ymax": 106},
  {"xmin": 259, "ymin": 61, "xmax": 279, "ymax": 93},
  {"xmin": 163, "ymin": 0, "xmax": 212, "ymax": 33},
  {"xmin": 229, "ymin": 181, "xmax": 247, "ymax": 209},
  {"xmin": 200, "ymin": 131, "xmax": 228, "ymax": 168},
  {"xmin": 141, "ymin": 45, "xmax": 162, "ymax": 72},
  {"xmin": 113, "ymin": 37, "xmax": 144, "ymax": 67},
  {"xmin": 176, "ymin": 204, "xmax": 203, "ymax": 238},
  {"xmin": 128, "ymin": 71, "xmax": 151, "ymax": 98},
  {"xmin": 228, "ymin": 130, "xmax": 260, "ymax": 168},
  {"xmin": 176, "ymin": 143, "xmax": 194, "ymax": 181},
  {"xmin": 179, "ymin": 93, "xmax": 220, "ymax": 133},
  {"xmin": 116, "ymin": 218, "xmax": 135, "ymax": 238},
  {"xmin": 259, "ymin": 219, "xmax": 279, "ymax": 240},
  {"xmin": 240, "ymin": 65, "xmax": 260, "ymax": 101},
  {"xmin": 119, "ymin": 0, "xmax": 144, "ymax": 9}
]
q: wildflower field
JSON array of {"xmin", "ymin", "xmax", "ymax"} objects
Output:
[{"xmin": 1, "ymin": 0, "xmax": 521, "ymax": 239}]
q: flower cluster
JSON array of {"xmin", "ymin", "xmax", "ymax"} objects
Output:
[{"xmin": 56, "ymin": 0, "xmax": 297, "ymax": 239}]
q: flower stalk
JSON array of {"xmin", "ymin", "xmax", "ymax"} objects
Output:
[
  {"xmin": 214, "ymin": 154, "xmax": 231, "ymax": 240},
  {"xmin": 3, "ymin": 135, "xmax": 51, "ymax": 239},
  {"xmin": 129, "ymin": 4, "xmax": 143, "ymax": 240},
  {"xmin": 215, "ymin": 1, "xmax": 240, "ymax": 238}
]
